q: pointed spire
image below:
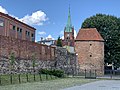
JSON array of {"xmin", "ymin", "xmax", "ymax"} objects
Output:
[
  {"xmin": 65, "ymin": 5, "xmax": 72, "ymax": 32},
  {"xmin": 67, "ymin": 5, "xmax": 72, "ymax": 27}
]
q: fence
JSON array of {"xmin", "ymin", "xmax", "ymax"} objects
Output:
[
  {"xmin": 85, "ymin": 69, "xmax": 96, "ymax": 79},
  {"xmin": 0, "ymin": 69, "xmax": 101, "ymax": 86},
  {"xmin": 66, "ymin": 69, "xmax": 97, "ymax": 79},
  {"xmin": 0, "ymin": 73, "xmax": 57, "ymax": 85},
  {"xmin": 104, "ymin": 70, "xmax": 120, "ymax": 79}
]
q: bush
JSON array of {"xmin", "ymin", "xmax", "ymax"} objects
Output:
[
  {"xmin": 51, "ymin": 69, "xmax": 64, "ymax": 78},
  {"xmin": 39, "ymin": 69, "xmax": 64, "ymax": 78},
  {"xmin": 40, "ymin": 69, "xmax": 50, "ymax": 74}
]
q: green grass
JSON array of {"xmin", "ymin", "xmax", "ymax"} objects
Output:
[
  {"xmin": 0, "ymin": 77, "xmax": 97, "ymax": 90},
  {"xmin": 0, "ymin": 74, "xmax": 56, "ymax": 85}
]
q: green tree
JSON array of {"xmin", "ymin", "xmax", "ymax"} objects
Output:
[
  {"xmin": 31, "ymin": 53, "xmax": 36, "ymax": 71},
  {"xmin": 81, "ymin": 14, "xmax": 120, "ymax": 69},
  {"xmin": 9, "ymin": 52, "xmax": 15, "ymax": 75},
  {"xmin": 31, "ymin": 53, "xmax": 37, "ymax": 81},
  {"xmin": 56, "ymin": 36, "xmax": 62, "ymax": 47}
]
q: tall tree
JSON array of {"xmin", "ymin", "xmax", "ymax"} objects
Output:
[
  {"xmin": 81, "ymin": 14, "xmax": 120, "ymax": 69},
  {"xmin": 31, "ymin": 53, "xmax": 36, "ymax": 72},
  {"xmin": 31, "ymin": 53, "xmax": 36, "ymax": 81},
  {"xmin": 9, "ymin": 52, "xmax": 15, "ymax": 71},
  {"xmin": 56, "ymin": 36, "xmax": 62, "ymax": 47}
]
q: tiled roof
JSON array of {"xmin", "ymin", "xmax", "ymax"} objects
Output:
[{"xmin": 75, "ymin": 28, "xmax": 104, "ymax": 41}]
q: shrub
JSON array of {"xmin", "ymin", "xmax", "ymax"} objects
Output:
[
  {"xmin": 40, "ymin": 69, "xmax": 49, "ymax": 74},
  {"xmin": 39, "ymin": 69, "xmax": 64, "ymax": 78},
  {"xmin": 51, "ymin": 69, "xmax": 64, "ymax": 78}
]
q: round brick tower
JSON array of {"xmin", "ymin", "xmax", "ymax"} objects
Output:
[{"xmin": 75, "ymin": 28, "xmax": 104, "ymax": 76}]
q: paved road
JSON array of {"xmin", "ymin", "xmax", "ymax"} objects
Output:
[{"xmin": 62, "ymin": 80, "xmax": 120, "ymax": 90}]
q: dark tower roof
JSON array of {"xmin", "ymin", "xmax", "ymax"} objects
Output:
[{"xmin": 75, "ymin": 28, "xmax": 104, "ymax": 41}]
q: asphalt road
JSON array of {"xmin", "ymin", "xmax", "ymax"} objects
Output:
[{"xmin": 62, "ymin": 80, "xmax": 120, "ymax": 90}]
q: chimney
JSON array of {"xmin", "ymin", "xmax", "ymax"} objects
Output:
[{"xmin": 41, "ymin": 37, "xmax": 43, "ymax": 41}]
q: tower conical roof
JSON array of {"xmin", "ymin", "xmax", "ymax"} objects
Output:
[{"xmin": 65, "ymin": 6, "xmax": 72, "ymax": 32}]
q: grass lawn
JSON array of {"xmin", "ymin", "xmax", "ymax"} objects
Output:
[
  {"xmin": 0, "ymin": 77, "xmax": 97, "ymax": 90},
  {"xmin": 0, "ymin": 74, "xmax": 56, "ymax": 85}
]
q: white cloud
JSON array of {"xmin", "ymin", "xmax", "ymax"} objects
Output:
[
  {"xmin": 20, "ymin": 11, "xmax": 48, "ymax": 26},
  {"xmin": 10, "ymin": 14, "xmax": 19, "ymax": 20},
  {"xmin": 0, "ymin": 6, "xmax": 8, "ymax": 14},
  {"xmin": 46, "ymin": 35, "xmax": 54, "ymax": 40},
  {"xmin": 74, "ymin": 30, "xmax": 77, "ymax": 38},
  {"xmin": 0, "ymin": 6, "xmax": 48, "ymax": 26},
  {"xmin": 61, "ymin": 36, "xmax": 64, "ymax": 40},
  {"xmin": 38, "ymin": 31, "xmax": 46, "ymax": 35},
  {"xmin": 35, "ymin": 40, "xmax": 37, "ymax": 42}
]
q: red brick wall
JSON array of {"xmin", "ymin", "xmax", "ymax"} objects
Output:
[
  {"xmin": 0, "ymin": 35, "xmax": 55, "ymax": 61},
  {"xmin": 75, "ymin": 41, "xmax": 104, "ymax": 76},
  {"xmin": 0, "ymin": 12, "xmax": 35, "ymax": 42}
]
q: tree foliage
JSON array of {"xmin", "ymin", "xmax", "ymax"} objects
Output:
[
  {"xmin": 9, "ymin": 52, "xmax": 15, "ymax": 66},
  {"xmin": 56, "ymin": 36, "xmax": 62, "ymax": 47},
  {"xmin": 81, "ymin": 14, "xmax": 120, "ymax": 69},
  {"xmin": 31, "ymin": 53, "xmax": 36, "ymax": 69},
  {"xmin": 9, "ymin": 52, "xmax": 15, "ymax": 73}
]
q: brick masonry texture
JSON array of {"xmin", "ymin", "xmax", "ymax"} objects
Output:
[
  {"xmin": 75, "ymin": 41, "xmax": 104, "ymax": 76},
  {"xmin": 0, "ymin": 12, "xmax": 36, "ymax": 42},
  {"xmin": 0, "ymin": 35, "xmax": 55, "ymax": 61},
  {"xmin": 0, "ymin": 35, "xmax": 77, "ymax": 74}
]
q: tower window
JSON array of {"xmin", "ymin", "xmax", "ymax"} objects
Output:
[
  {"xmin": 90, "ymin": 44, "xmax": 92, "ymax": 46},
  {"xmin": 31, "ymin": 33, "xmax": 34, "ymax": 37},
  {"xmin": 17, "ymin": 27, "xmax": 19, "ymax": 32},
  {"xmin": 13, "ymin": 25, "xmax": 16, "ymax": 30},
  {"xmin": 67, "ymin": 37, "xmax": 70, "ymax": 39},
  {"xmin": 26, "ymin": 31, "xmax": 30, "ymax": 36},
  {"xmin": 17, "ymin": 27, "xmax": 22, "ymax": 33},
  {"xmin": 90, "ymin": 55, "xmax": 92, "ymax": 57},
  {"xmin": 0, "ymin": 20, "xmax": 4, "ymax": 27},
  {"xmin": 20, "ymin": 28, "xmax": 22, "ymax": 33},
  {"xmin": 28, "ymin": 31, "xmax": 30, "ymax": 36}
]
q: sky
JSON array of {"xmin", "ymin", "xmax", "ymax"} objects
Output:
[{"xmin": 0, "ymin": 0, "xmax": 120, "ymax": 41}]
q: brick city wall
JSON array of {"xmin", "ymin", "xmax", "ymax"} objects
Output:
[
  {"xmin": 0, "ymin": 35, "xmax": 78, "ymax": 74},
  {"xmin": 0, "ymin": 35, "xmax": 56, "ymax": 74},
  {"xmin": 75, "ymin": 41, "xmax": 104, "ymax": 76},
  {"xmin": 0, "ymin": 35, "xmax": 55, "ymax": 61}
]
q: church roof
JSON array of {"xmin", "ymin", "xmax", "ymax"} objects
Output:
[
  {"xmin": 75, "ymin": 28, "xmax": 104, "ymax": 41},
  {"xmin": 64, "ymin": 6, "xmax": 73, "ymax": 32}
]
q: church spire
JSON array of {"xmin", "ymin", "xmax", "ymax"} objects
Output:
[
  {"xmin": 65, "ymin": 5, "xmax": 72, "ymax": 32},
  {"xmin": 67, "ymin": 5, "xmax": 72, "ymax": 27}
]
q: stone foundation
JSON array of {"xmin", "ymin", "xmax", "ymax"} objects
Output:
[{"xmin": 0, "ymin": 47, "xmax": 78, "ymax": 75}]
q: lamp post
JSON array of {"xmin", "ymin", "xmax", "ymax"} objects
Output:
[{"xmin": 75, "ymin": 53, "xmax": 78, "ymax": 75}]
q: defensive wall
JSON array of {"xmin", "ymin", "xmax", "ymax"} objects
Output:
[{"xmin": 0, "ymin": 35, "xmax": 77, "ymax": 74}]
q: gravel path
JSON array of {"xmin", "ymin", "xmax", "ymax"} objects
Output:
[{"xmin": 62, "ymin": 80, "xmax": 120, "ymax": 90}]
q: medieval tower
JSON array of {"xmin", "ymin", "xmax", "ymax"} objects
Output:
[
  {"xmin": 75, "ymin": 28, "xmax": 104, "ymax": 76},
  {"xmin": 63, "ymin": 7, "xmax": 74, "ymax": 47}
]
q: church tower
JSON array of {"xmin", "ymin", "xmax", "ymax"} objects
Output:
[{"xmin": 63, "ymin": 6, "xmax": 74, "ymax": 47}]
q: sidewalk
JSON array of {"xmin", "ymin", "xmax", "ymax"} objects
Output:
[{"xmin": 62, "ymin": 80, "xmax": 120, "ymax": 90}]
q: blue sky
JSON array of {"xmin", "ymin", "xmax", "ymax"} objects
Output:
[{"xmin": 0, "ymin": 0, "xmax": 120, "ymax": 41}]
